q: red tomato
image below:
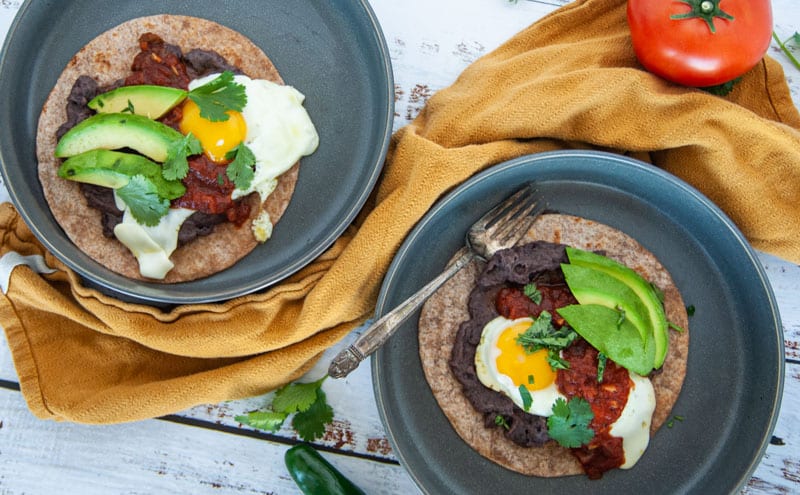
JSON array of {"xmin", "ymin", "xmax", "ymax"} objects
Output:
[{"xmin": 627, "ymin": 0, "xmax": 773, "ymax": 88}]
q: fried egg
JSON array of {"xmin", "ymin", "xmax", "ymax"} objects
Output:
[
  {"xmin": 475, "ymin": 315, "xmax": 657, "ymax": 468},
  {"xmin": 475, "ymin": 316, "xmax": 567, "ymax": 417},
  {"xmin": 185, "ymin": 73, "xmax": 319, "ymax": 203}
]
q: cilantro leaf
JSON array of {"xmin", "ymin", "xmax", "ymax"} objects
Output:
[
  {"xmin": 162, "ymin": 133, "xmax": 202, "ymax": 181},
  {"xmin": 597, "ymin": 352, "xmax": 607, "ymax": 383},
  {"xmin": 547, "ymin": 397, "xmax": 595, "ymax": 448},
  {"xmin": 523, "ymin": 282, "xmax": 542, "ymax": 304},
  {"xmin": 121, "ymin": 99, "xmax": 135, "ymax": 114},
  {"xmin": 272, "ymin": 376, "xmax": 327, "ymax": 414},
  {"xmin": 187, "ymin": 71, "xmax": 247, "ymax": 122},
  {"xmin": 494, "ymin": 415, "xmax": 510, "ymax": 430},
  {"xmin": 116, "ymin": 175, "xmax": 170, "ymax": 226},
  {"xmin": 546, "ymin": 349, "xmax": 571, "ymax": 371},
  {"xmin": 516, "ymin": 311, "xmax": 578, "ymax": 372},
  {"xmin": 225, "ymin": 143, "xmax": 256, "ymax": 190},
  {"xmin": 518, "ymin": 385, "xmax": 533, "ymax": 412},
  {"xmin": 235, "ymin": 410, "xmax": 287, "ymax": 432},
  {"xmin": 292, "ymin": 388, "xmax": 334, "ymax": 441}
]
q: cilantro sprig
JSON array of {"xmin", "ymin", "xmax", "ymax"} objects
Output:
[
  {"xmin": 547, "ymin": 397, "xmax": 595, "ymax": 448},
  {"xmin": 162, "ymin": 133, "xmax": 202, "ymax": 181},
  {"xmin": 187, "ymin": 71, "xmax": 247, "ymax": 122},
  {"xmin": 773, "ymin": 31, "xmax": 800, "ymax": 71},
  {"xmin": 116, "ymin": 175, "xmax": 171, "ymax": 226},
  {"xmin": 225, "ymin": 143, "xmax": 257, "ymax": 190},
  {"xmin": 516, "ymin": 311, "xmax": 578, "ymax": 371},
  {"xmin": 235, "ymin": 375, "xmax": 334, "ymax": 442}
]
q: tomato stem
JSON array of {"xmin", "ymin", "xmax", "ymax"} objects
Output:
[{"xmin": 670, "ymin": 0, "xmax": 734, "ymax": 34}]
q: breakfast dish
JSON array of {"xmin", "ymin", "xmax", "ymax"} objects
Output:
[
  {"xmin": 372, "ymin": 152, "xmax": 781, "ymax": 493},
  {"xmin": 36, "ymin": 15, "xmax": 318, "ymax": 282},
  {"xmin": 418, "ymin": 213, "xmax": 689, "ymax": 479}
]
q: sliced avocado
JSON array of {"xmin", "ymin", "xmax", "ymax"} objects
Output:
[
  {"xmin": 557, "ymin": 304, "xmax": 656, "ymax": 376},
  {"xmin": 566, "ymin": 247, "xmax": 669, "ymax": 368},
  {"xmin": 560, "ymin": 263, "xmax": 651, "ymax": 345},
  {"xmin": 54, "ymin": 113, "xmax": 184, "ymax": 162},
  {"xmin": 88, "ymin": 85, "xmax": 187, "ymax": 120},
  {"xmin": 58, "ymin": 149, "xmax": 185, "ymax": 200}
]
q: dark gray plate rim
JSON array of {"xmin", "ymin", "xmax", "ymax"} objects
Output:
[
  {"xmin": 372, "ymin": 150, "xmax": 784, "ymax": 494},
  {"xmin": 0, "ymin": 0, "xmax": 393, "ymax": 305}
]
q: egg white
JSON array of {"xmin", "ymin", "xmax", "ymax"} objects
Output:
[{"xmin": 610, "ymin": 372, "xmax": 656, "ymax": 468}]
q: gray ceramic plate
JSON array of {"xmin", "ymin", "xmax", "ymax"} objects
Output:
[
  {"xmin": 0, "ymin": 0, "xmax": 392, "ymax": 305},
  {"xmin": 372, "ymin": 150, "xmax": 784, "ymax": 494}
]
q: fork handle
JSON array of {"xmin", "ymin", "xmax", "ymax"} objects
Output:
[{"xmin": 328, "ymin": 247, "xmax": 474, "ymax": 379}]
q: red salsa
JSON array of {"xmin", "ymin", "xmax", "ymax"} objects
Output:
[
  {"xmin": 558, "ymin": 340, "xmax": 631, "ymax": 479},
  {"xmin": 172, "ymin": 155, "xmax": 251, "ymax": 226},
  {"xmin": 494, "ymin": 282, "xmax": 630, "ymax": 479}
]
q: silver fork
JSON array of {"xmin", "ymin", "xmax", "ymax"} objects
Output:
[{"xmin": 328, "ymin": 183, "xmax": 545, "ymax": 379}]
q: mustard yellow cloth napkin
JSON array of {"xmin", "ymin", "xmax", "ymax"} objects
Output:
[{"xmin": 2, "ymin": 0, "xmax": 799, "ymax": 423}]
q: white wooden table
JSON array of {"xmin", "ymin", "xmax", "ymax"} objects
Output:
[{"xmin": 1, "ymin": 1, "xmax": 799, "ymax": 493}]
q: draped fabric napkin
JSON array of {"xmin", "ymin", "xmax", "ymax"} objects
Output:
[{"xmin": 2, "ymin": 0, "xmax": 799, "ymax": 423}]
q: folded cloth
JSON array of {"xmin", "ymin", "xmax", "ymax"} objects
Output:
[{"xmin": 2, "ymin": 0, "xmax": 799, "ymax": 423}]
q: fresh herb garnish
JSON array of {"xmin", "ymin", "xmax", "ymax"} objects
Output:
[
  {"xmin": 547, "ymin": 397, "xmax": 595, "ymax": 448},
  {"xmin": 494, "ymin": 414, "xmax": 510, "ymax": 430},
  {"xmin": 687, "ymin": 304, "xmax": 696, "ymax": 316},
  {"xmin": 518, "ymin": 385, "xmax": 533, "ymax": 412},
  {"xmin": 162, "ymin": 133, "xmax": 202, "ymax": 181},
  {"xmin": 121, "ymin": 99, "xmax": 135, "ymax": 114},
  {"xmin": 669, "ymin": 321, "xmax": 686, "ymax": 333},
  {"xmin": 516, "ymin": 311, "xmax": 578, "ymax": 371},
  {"xmin": 772, "ymin": 31, "xmax": 800, "ymax": 71},
  {"xmin": 187, "ymin": 71, "xmax": 247, "ymax": 122},
  {"xmin": 523, "ymin": 282, "xmax": 542, "ymax": 304},
  {"xmin": 597, "ymin": 352, "xmax": 607, "ymax": 383},
  {"xmin": 116, "ymin": 175, "xmax": 170, "ymax": 227},
  {"xmin": 649, "ymin": 282, "xmax": 665, "ymax": 304},
  {"xmin": 528, "ymin": 374, "xmax": 535, "ymax": 385},
  {"xmin": 235, "ymin": 375, "xmax": 334, "ymax": 441},
  {"xmin": 667, "ymin": 414, "xmax": 685, "ymax": 428},
  {"xmin": 225, "ymin": 143, "xmax": 257, "ymax": 190},
  {"xmin": 615, "ymin": 305, "xmax": 627, "ymax": 328}
]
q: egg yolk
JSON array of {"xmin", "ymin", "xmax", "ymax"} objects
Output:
[
  {"xmin": 495, "ymin": 321, "xmax": 556, "ymax": 390},
  {"xmin": 179, "ymin": 99, "xmax": 247, "ymax": 163}
]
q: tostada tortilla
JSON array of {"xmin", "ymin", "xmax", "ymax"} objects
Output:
[
  {"xmin": 419, "ymin": 213, "xmax": 689, "ymax": 478},
  {"xmin": 36, "ymin": 15, "xmax": 318, "ymax": 283}
]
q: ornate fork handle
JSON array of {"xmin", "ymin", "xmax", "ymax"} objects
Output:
[{"xmin": 328, "ymin": 247, "xmax": 474, "ymax": 379}]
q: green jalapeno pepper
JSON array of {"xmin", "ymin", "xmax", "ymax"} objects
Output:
[{"xmin": 284, "ymin": 443, "xmax": 366, "ymax": 495}]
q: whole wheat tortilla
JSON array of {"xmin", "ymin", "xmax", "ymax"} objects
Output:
[
  {"xmin": 418, "ymin": 213, "xmax": 689, "ymax": 477},
  {"xmin": 36, "ymin": 15, "xmax": 300, "ymax": 283}
]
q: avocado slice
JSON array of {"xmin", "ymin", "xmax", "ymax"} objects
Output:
[
  {"xmin": 54, "ymin": 113, "xmax": 184, "ymax": 162},
  {"xmin": 88, "ymin": 85, "xmax": 187, "ymax": 120},
  {"xmin": 565, "ymin": 247, "xmax": 669, "ymax": 369},
  {"xmin": 560, "ymin": 263, "xmax": 651, "ymax": 345},
  {"xmin": 557, "ymin": 304, "xmax": 656, "ymax": 376},
  {"xmin": 58, "ymin": 149, "xmax": 185, "ymax": 200}
]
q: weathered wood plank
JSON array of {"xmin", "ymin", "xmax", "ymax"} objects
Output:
[{"xmin": 0, "ymin": 387, "xmax": 420, "ymax": 494}]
